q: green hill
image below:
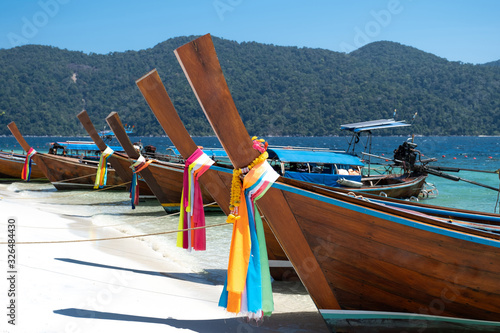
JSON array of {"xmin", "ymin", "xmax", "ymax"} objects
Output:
[
  {"xmin": 484, "ymin": 59, "xmax": 500, "ymax": 67},
  {"xmin": 0, "ymin": 36, "xmax": 499, "ymax": 136}
]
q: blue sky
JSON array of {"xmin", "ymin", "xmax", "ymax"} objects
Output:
[{"xmin": 0, "ymin": 0, "xmax": 499, "ymax": 64}]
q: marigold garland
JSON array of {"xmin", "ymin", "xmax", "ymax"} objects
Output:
[{"xmin": 226, "ymin": 137, "xmax": 269, "ymax": 224}]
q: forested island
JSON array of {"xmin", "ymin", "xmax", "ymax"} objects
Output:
[{"xmin": 0, "ymin": 36, "xmax": 499, "ymax": 136}]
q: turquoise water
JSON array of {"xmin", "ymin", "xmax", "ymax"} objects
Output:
[{"xmin": 2, "ymin": 135, "xmax": 499, "ymax": 212}]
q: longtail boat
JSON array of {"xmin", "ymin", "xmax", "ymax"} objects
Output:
[
  {"xmin": 105, "ymin": 111, "xmax": 218, "ymax": 212},
  {"xmin": 266, "ymin": 146, "xmax": 429, "ymax": 199},
  {"xmin": 169, "ymin": 34, "xmax": 500, "ymax": 331},
  {"xmin": 0, "ymin": 151, "xmax": 46, "ymax": 180},
  {"xmin": 266, "ymin": 117, "xmax": 434, "ymax": 199},
  {"xmin": 7, "ymin": 122, "xmax": 125, "ymax": 190}
]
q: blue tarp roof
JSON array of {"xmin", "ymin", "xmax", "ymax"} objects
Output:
[
  {"xmin": 268, "ymin": 148, "xmax": 364, "ymax": 166},
  {"xmin": 340, "ymin": 118, "xmax": 411, "ymax": 133},
  {"xmin": 170, "ymin": 147, "xmax": 228, "ymax": 158},
  {"xmin": 56, "ymin": 142, "xmax": 123, "ymax": 151},
  {"xmin": 99, "ymin": 129, "xmax": 133, "ymax": 136}
]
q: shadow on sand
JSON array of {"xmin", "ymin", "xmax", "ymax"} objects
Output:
[
  {"xmin": 54, "ymin": 308, "xmax": 328, "ymax": 333},
  {"xmin": 55, "ymin": 257, "xmax": 222, "ymax": 285}
]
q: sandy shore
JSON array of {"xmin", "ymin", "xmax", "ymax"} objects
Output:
[{"xmin": 0, "ymin": 183, "xmax": 329, "ymax": 333}]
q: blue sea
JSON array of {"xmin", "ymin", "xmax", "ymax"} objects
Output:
[
  {"xmin": 2, "ymin": 135, "xmax": 499, "ymax": 213},
  {"xmin": 1, "ymin": 135, "xmax": 500, "ymax": 274}
]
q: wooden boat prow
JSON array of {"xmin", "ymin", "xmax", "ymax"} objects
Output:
[
  {"xmin": 176, "ymin": 34, "xmax": 341, "ymax": 309},
  {"xmin": 135, "ymin": 68, "xmax": 294, "ymax": 277},
  {"xmin": 77, "ymin": 110, "xmax": 134, "ymax": 190},
  {"xmin": 0, "ymin": 151, "xmax": 45, "ymax": 180},
  {"xmin": 105, "ymin": 111, "xmax": 216, "ymax": 212},
  {"xmin": 172, "ymin": 34, "xmax": 500, "ymax": 329}
]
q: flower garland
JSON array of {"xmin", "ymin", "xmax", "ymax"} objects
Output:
[
  {"xmin": 226, "ymin": 137, "xmax": 269, "ymax": 224},
  {"xmin": 219, "ymin": 137, "xmax": 279, "ymax": 318},
  {"xmin": 21, "ymin": 148, "xmax": 37, "ymax": 181},
  {"xmin": 94, "ymin": 146, "xmax": 114, "ymax": 189}
]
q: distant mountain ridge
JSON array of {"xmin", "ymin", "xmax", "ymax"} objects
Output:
[
  {"xmin": 0, "ymin": 36, "xmax": 499, "ymax": 136},
  {"xmin": 483, "ymin": 59, "xmax": 500, "ymax": 67}
]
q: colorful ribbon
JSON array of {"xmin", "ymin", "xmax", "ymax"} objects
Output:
[
  {"xmin": 21, "ymin": 148, "xmax": 37, "ymax": 181},
  {"xmin": 177, "ymin": 148, "xmax": 214, "ymax": 251},
  {"xmin": 94, "ymin": 146, "xmax": 114, "ymax": 189},
  {"xmin": 129, "ymin": 155, "xmax": 152, "ymax": 209},
  {"xmin": 219, "ymin": 159, "xmax": 279, "ymax": 317}
]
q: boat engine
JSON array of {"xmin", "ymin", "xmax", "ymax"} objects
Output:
[
  {"xmin": 393, "ymin": 141, "xmax": 418, "ymax": 172},
  {"xmin": 143, "ymin": 144, "xmax": 157, "ymax": 158}
]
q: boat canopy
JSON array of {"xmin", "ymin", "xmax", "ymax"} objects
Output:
[
  {"xmin": 268, "ymin": 148, "xmax": 364, "ymax": 166},
  {"xmin": 340, "ymin": 118, "xmax": 411, "ymax": 133},
  {"xmin": 99, "ymin": 129, "xmax": 133, "ymax": 137},
  {"xmin": 170, "ymin": 147, "xmax": 228, "ymax": 158},
  {"xmin": 55, "ymin": 141, "xmax": 123, "ymax": 152}
]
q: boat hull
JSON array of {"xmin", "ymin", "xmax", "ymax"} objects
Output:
[
  {"xmin": 33, "ymin": 153, "xmax": 126, "ymax": 191},
  {"xmin": 0, "ymin": 152, "xmax": 46, "ymax": 180},
  {"xmin": 111, "ymin": 154, "xmax": 218, "ymax": 212},
  {"xmin": 335, "ymin": 174, "xmax": 427, "ymax": 198},
  {"xmin": 171, "ymin": 33, "xmax": 500, "ymax": 324},
  {"xmin": 269, "ymin": 182, "xmax": 500, "ymax": 322}
]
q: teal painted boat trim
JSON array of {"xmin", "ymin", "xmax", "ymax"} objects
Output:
[{"xmin": 320, "ymin": 309, "xmax": 500, "ymax": 327}]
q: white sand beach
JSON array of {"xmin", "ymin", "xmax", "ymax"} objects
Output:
[{"xmin": 0, "ymin": 183, "xmax": 329, "ymax": 333}]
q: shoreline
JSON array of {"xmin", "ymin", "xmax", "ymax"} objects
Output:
[{"xmin": 0, "ymin": 182, "xmax": 328, "ymax": 332}]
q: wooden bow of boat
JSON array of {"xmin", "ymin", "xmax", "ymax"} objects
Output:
[
  {"xmin": 76, "ymin": 111, "xmax": 109, "ymax": 152},
  {"xmin": 135, "ymin": 69, "xmax": 233, "ymax": 215},
  {"xmin": 7, "ymin": 121, "xmax": 55, "ymax": 183},
  {"xmin": 135, "ymin": 69, "xmax": 294, "ymax": 275},
  {"xmin": 174, "ymin": 37, "xmax": 258, "ymax": 170},
  {"xmin": 175, "ymin": 33, "xmax": 341, "ymax": 310},
  {"xmin": 7, "ymin": 122, "xmax": 32, "ymax": 152},
  {"xmin": 77, "ymin": 110, "xmax": 134, "ymax": 190},
  {"xmin": 172, "ymin": 34, "xmax": 500, "ymax": 325},
  {"xmin": 4, "ymin": 122, "xmax": 46, "ymax": 180},
  {"xmin": 105, "ymin": 111, "xmax": 172, "ymax": 206},
  {"xmin": 136, "ymin": 70, "xmax": 199, "ymax": 158}
]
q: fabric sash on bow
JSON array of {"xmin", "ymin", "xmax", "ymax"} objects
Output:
[
  {"xmin": 219, "ymin": 160, "xmax": 279, "ymax": 317},
  {"xmin": 94, "ymin": 146, "xmax": 114, "ymax": 189},
  {"xmin": 177, "ymin": 148, "xmax": 214, "ymax": 251},
  {"xmin": 129, "ymin": 155, "xmax": 152, "ymax": 209},
  {"xmin": 21, "ymin": 148, "xmax": 37, "ymax": 181}
]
